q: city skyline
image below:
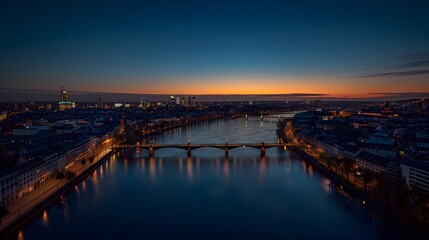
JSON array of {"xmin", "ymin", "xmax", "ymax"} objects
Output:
[
  {"xmin": 1, "ymin": 0, "xmax": 429, "ymax": 98},
  {"xmin": 1, "ymin": 1, "xmax": 429, "ymax": 239}
]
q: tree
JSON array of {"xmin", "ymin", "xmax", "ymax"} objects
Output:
[
  {"xmin": 66, "ymin": 171, "xmax": 75, "ymax": 179},
  {"xmin": 56, "ymin": 171, "xmax": 65, "ymax": 179}
]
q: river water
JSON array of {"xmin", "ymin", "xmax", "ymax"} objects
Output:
[{"xmin": 14, "ymin": 116, "xmax": 412, "ymax": 239}]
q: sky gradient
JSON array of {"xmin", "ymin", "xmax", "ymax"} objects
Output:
[{"xmin": 1, "ymin": 0, "xmax": 429, "ymax": 100}]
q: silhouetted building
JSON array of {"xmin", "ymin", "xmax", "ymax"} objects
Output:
[
  {"xmin": 191, "ymin": 96, "xmax": 196, "ymax": 107},
  {"xmin": 170, "ymin": 95, "xmax": 175, "ymax": 105},
  {"xmin": 422, "ymin": 99, "xmax": 429, "ymax": 110},
  {"xmin": 60, "ymin": 86, "xmax": 69, "ymax": 102},
  {"xmin": 98, "ymin": 97, "xmax": 104, "ymax": 109},
  {"xmin": 139, "ymin": 97, "xmax": 149, "ymax": 109},
  {"xmin": 59, "ymin": 86, "xmax": 75, "ymax": 110}
]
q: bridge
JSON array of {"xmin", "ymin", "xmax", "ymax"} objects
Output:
[
  {"xmin": 112, "ymin": 142, "xmax": 291, "ymax": 157},
  {"xmin": 232, "ymin": 115, "xmax": 293, "ymax": 121}
]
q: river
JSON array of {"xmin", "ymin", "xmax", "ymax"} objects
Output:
[{"xmin": 12, "ymin": 116, "xmax": 412, "ymax": 239}]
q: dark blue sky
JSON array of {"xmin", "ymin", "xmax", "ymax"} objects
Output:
[{"xmin": 1, "ymin": 0, "xmax": 429, "ymax": 97}]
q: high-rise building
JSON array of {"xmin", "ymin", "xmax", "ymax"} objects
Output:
[
  {"xmin": 191, "ymin": 96, "xmax": 196, "ymax": 107},
  {"xmin": 422, "ymin": 99, "xmax": 429, "ymax": 110},
  {"xmin": 59, "ymin": 86, "xmax": 75, "ymax": 110},
  {"xmin": 175, "ymin": 96, "xmax": 181, "ymax": 105},
  {"xmin": 139, "ymin": 97, "xmax": 149, "ymax": 109},
  {"xmin": 170, "ymin": 95, "xmax": 175, "ymax": 105},
  {"xmin": 181, "ymin": 96, "xmax": 185, "ymax": 106},
  {"xmin": 60, "ymin": 86, "xmax": 69, "ymax": 102},
  {"xmin": 98, "ymin": 97, "xmax": 104, "ymax": 109}
]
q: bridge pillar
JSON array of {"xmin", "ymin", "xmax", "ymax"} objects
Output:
[
  {"xmin": 260, "ymin": 141, "xmax": 266, "ymax": 157},
  {"xmin": 187, "ymin": 147, "xmax": 192, "ymax": 157},
  {"xmin": 187, "ymin": 141, "xmax": 192, "ymax": 157},
  {"xmin": 149, "ymin": 147, "xmax": 155, "ymax": 157}
]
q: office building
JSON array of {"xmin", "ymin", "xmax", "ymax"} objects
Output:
[
  {"xmin": 98, "ymin": 97, "xmax": 104, "ymax": 109},
  {"xmin": 58, "ymin": 87, "xmax": 75, "ymax": 110}
]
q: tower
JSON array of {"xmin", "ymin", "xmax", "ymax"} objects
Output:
[
  {"xmin": 191, "ymin": 96, "xmax": 196, "ymax": 107},
  {"xmin": 170, "ymin": 95, "xmax": 175, "ymax": 105},
  {"xmin": 59, "ymin": 86, "xmax": 74, "ymax": 110},
  {"xmin": 98, "ymin": 97, "xmax": 104, "ymax": 109},
  {"xmin": 60, "ymin": 86, "xmax": 69, "ymax": 102},
  {"xmin": 139, "ymin": 97, "xmax": 148, "ymax": 109}
]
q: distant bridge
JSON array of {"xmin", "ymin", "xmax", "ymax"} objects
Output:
[
  {"xmin": 112, "ymin": 142, "xmax": 291, "ymax": 157},
  {"xmin": 232, "ymin": 115, "xmax": 293, "ymax": 121}
]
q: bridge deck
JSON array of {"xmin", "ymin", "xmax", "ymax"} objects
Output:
[{"xmin": 112, "ymin": 143, "xmax": 290, "ymax": 149}]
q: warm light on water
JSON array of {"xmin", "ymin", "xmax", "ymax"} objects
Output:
[{"xmin": 14, "ymin": 117, "xmax": 411, "ymax": 240}]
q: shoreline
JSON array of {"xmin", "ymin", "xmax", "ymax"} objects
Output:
[
  {"xmin": 0, "ymin": 149, "xmax": 114, "ymax": 238},
  {"xmin": 279, "ymin": 127, "xmax": 429, "ymax": 239},
  {"xmin": 141, "ymin": 115, "xmax": 225, "ymax": 138},
  {"xmin": 0, "ymin": 115, "xmax": 227, "ymax": 238}
]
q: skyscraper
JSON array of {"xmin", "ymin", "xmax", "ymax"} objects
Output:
[
  {"xmin": 59, "ymin": 86, "xmax": 75, "ymax": 110},
  {"xmin": 60, "ymin": 86, "xmax": 69, "ymax": 102},
  {"xmin": 139, "ymin": 97, "xmax": 149, "ymax": 109},
  {"xmin": 192, "ymin": 96, "xmax": 196, "ymax": 107},
  {"xmin": 98, "ymin": 97, "xmax": 104, "ymax": 109},
  {"xmin": 170, "ymin": 95, "xmax": 175, "ymax": 105}
]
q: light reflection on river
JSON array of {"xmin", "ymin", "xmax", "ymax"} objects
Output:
[{"xmin": 14, "ymin": 116, "xmax": 412, "ymax": 240}]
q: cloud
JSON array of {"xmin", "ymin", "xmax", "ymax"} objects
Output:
[
  {"xmin": 385, "ymin": 51, "xmax": 429, "ymax": 61},
  {"xmin": 356, "ymin": 69, "xmax": 429, "ymax": 78},
  {"xmin": 366, "ymin": 92, "xmax": 429, "ymax": 100},
  {"xmin": 353, "ymin": 50, "xmax": 429, "ymax": 78},
  {"xmin": 368, "ymin": 92, "xmax": 429, "ymax": 96}
]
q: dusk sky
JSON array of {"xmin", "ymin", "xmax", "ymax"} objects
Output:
[{"xmin": 1, "ymin": 0, "xmax": 429, "ymax": 99}]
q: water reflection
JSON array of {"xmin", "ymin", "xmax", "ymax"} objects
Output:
[
  {"xmin": 186, "ymin": 157, "xmax": 193, "ymax": 180},
  {"xmin": 141, "ymin": 158, "xmax": 145, "ymax": 171},
  {"xmin": 259, "ymin": 157, "xmax": 267, "ymax": 183},
  {"xmin": 16, "ymin": 116, "xmax": 412, "ymax": 240},
  {"xmin": 41, "ymin": 210, "xmax": 49, "ymax": 227},
  {"xmin": 321, "ymin": 178, "xmax": 332, "ymax": 195},
  {"xmin": 158, "ymin": 158, "xmax": 163, "ymax": 174},
  {"xmin": 149, "ymin": 158, "xmax": 156, "ymax": 180},
  {"xmin": 17, "ymin": 230, "xmax": 24, "ymax": 240},
  {"xmin": 223, "ymin": 159, "xmax": 229, "ymax": 182},
  {"xmin": 179, "ymin": 158, "xmax": 183, "ymax": 175}
]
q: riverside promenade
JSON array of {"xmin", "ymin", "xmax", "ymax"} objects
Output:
[
  {"xmin": 0, "ymin": 146, "xmax": 113, "ymax": 236},
  {"xmin": 287, "ymin": 146, "xmax": 427, "ymax": 239},
  {"xmin": 0, "ymin": 115, "xmax": 226, "ymax": 237}
]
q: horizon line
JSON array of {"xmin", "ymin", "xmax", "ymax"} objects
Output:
[{"xmin": 1, "ymin": 87, "xmax": 429, "ymax": 98}]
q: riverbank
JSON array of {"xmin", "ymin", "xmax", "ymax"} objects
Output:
[
  {"xmin": 140, "ymin": 115, "xmax": 225, "ymax": 139},
  {"xmin": 10, "ymin": 113, "xmax": 418, "ymax": 240},
  {"xmin": 136, "ymin": 115, "xmax": 234, "ymax": 144},
  {"xmin": 0, "ymin": 148, "xmax": 114, "ymax": 238},
  {"xmin": 287, "ymin": 143, "xmax": 428, "ymax": 239},
  {"xmin": 0, "ymin": 115, "xmax": 225, "ymax": 237}
]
